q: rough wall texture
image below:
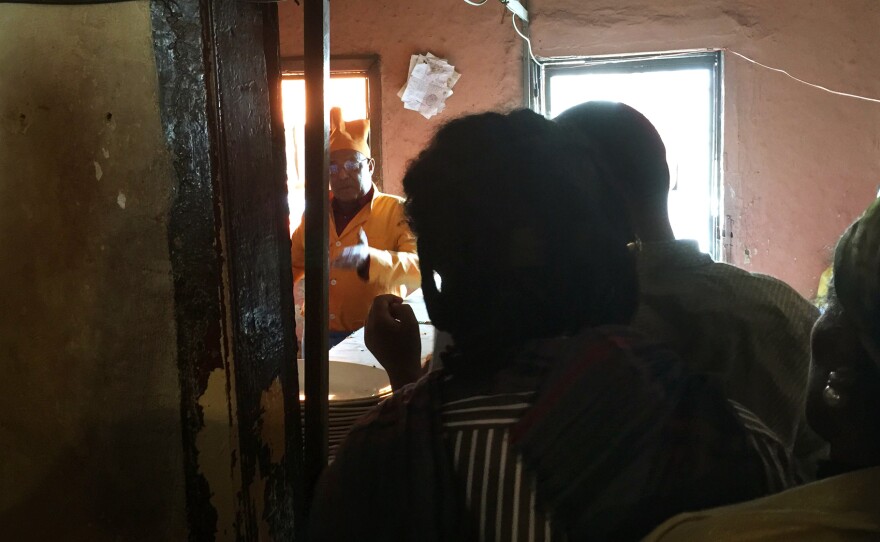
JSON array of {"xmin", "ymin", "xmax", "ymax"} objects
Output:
[
  {"xmin": 531, "ymin": 0, "xmax": 880, "ymax": 297},
  {"xmin": 0, "ymin": 3, "xmax": 186, "ymax": 539},
  {"xmin": 278, "ymin": 0, "xmax": 524, "ymax": 196},
  {"xmin": 283, "ymin": 0, "xmax": 880, "ymax": 297}
]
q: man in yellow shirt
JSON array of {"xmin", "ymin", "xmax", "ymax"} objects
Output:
[{"xmin": 290, "ymin": 108, "xmax": 420, "ymax": 347}]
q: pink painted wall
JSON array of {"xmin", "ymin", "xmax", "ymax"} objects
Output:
[
  {"xmin": 278, "ymin": 0, "xmax": 523, "ymax": 197},
  {"xmin": 529, "ymin": 0, "xmax": 880, "ymax": 297},
  {"xmin": 280, "ymin": 0, "xmax": 880, "ymax": 298}
]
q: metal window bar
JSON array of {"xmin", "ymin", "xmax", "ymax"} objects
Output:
[{"xmin": 302, "ymin": 0, "xmax": 330, "ymax": 519}]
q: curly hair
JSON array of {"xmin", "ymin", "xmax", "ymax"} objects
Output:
[{"xmin": 403, "ymin": 109, "xmax": 638, "ymax": 373}]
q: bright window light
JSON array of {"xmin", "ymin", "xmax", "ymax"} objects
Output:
[
  {"xmin": 546, "ymin": 53, "xmax": 721, "ymax": 257},
  {"xmin": 281, "ymin": 77, "xmax": 369, "ymax": 233}
]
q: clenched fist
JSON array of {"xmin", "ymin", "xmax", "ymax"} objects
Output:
[{"xmin": 365, "ymin": 294, "xmax": 422, "ymax": 390}]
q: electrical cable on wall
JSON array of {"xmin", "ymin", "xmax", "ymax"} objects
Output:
[
  {"xmin": 509, "ymin": 40, "xmax": 880, "ymax": 104},
  {"xmin": 725, "ymin": 49, "xmax": 880, "ymax": 105},
  {"xmin": 467, "ymin": 0, "xmax": 880, "ymax": 105},
  {"xmin": 511, "ymin": 12, "xmax": 546, "ymax": 66},
  {"xmin": 461, "ymin": 0, "xmax": 546, "ymax": 65}
]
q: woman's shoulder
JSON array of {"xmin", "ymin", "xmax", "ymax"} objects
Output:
[{"xmin": 643, "ymin": 467, "xmax": 880, "ymax": 541}]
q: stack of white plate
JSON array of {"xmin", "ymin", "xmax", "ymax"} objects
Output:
[
  {"xmin": 297, "ymin": 359, "xmax": 391, "ymax": 461},
  {"xmin": 325, "ymin": 393, "xmax": 391, "ymax": 460},
  {"xmin": 298, "ymin": 290, "xmax": 432, "ymax": 460}
]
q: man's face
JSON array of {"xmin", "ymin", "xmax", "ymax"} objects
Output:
[{"xmin": 329, "ymin": 149, "xmax": 373, "ymax": 203}]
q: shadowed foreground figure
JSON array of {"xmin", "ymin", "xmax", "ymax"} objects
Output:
[
  {"xmin": 556, "ymin": 101, "xmax": 824, "ymax": 477},
  {"xmin": 645, "ymin": 198, "xmax": 880, "ymax": 541},
  {"xmin": 310, "ymin": 110, "xmax": 794, "ymax": 542}
]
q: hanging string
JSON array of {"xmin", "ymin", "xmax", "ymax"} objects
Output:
[{"xmin": 725, "ymin": 48, "xmax": 880, "ymax": 105}]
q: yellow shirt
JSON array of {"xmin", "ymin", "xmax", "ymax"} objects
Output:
[
  {"xmin": 643, "ymin": 466, "xmax": 880, "ymax": 541},
  {"xmin": 291, "ymin": 187, "xmax": 421, "ymax": 332}
]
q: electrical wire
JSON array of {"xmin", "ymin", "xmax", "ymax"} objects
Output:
[
  {"xmin": 467, "ymin": 0, "xmax": 879, "ymax": 105},
  {"xmin": 725, "ymin": 48, "xmax": 880, "ymax": 105},
  {"xmin": 511, "ymin": 12, "xmax": 545, "ymax": 66},
  {"xmin": 462, "ymin": 0, "xmax": 542, "ymax": 65}
]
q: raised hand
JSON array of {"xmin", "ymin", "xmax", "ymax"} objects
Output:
[
  {"xmin": 332, "ymin": 227, "xmax": 371, "ymax": 272},
  {"xmin": 365, "ymin": 294, "xmax": 422, "ymax": 390}
]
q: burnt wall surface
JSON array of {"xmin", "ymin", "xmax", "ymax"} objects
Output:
[
  {"xmin": 0, "ymin": 2, "xmax": 186, "ymax": 540},
  {"xmin": 153, "ymin": 0, "xmax": 302, "ymax": 538}
]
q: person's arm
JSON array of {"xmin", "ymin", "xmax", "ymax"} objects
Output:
[
  {"xmin": 332, "ymin": 204, "xmax": 421, "ymax": 292},
  {"xmin": 365, "ymin": 209, "xmax": 421, "ymax": 292},
  {"xmin": 365, "ymin": 294, "xmax": 423, "ymax": 390},
  {"xmin": 290, "ymin": 216, "xmax": 306, "ymax": 283}
]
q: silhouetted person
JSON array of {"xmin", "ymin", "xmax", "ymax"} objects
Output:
[
  {"xmin": 556, "ymin": 101, "xmax": 824, "ymax": 478},
  {"xmin": 310, "ymin": 110, "xmax": 795, "ymax": 542},
  {"xmin": 645, "ymin": 197, "xmax": 880, "ymax": 541}
]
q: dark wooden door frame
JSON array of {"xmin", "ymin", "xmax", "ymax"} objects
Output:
[{"xmin": 152, "ymin": 0, "xmax": 305, "ymax": 538}]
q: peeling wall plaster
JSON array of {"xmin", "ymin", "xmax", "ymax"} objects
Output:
[
  {"xmin": 260, "ymin": 376, "xmax": 287, "ymax": 466},
  {"xmin": 196, "ymin": 368, "xmax": 241, "ymax": 541}
]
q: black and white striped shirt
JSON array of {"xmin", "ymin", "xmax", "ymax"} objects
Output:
[
  {"xmin": 440, "ymin": 391, "xmax": 794, "ymax": 542},
  {"xmin": 442, "ymin": 390, "xmax": 561, "ymax": 542}
]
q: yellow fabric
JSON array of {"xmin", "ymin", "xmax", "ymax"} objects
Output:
[
  {"xmin": 816, "ymin": 266, "xmax": 833, "ymax": 301},
  {"xmin": 329, "ymin": 107, "xmax": 370, "ymax": 158},
  {"xmin": 643, "ymin": 467, "xmax": 880, "ymax": 542},
  {"xmin": 290, "ymin": 186, "xmax": 420, "ymax": 332}
]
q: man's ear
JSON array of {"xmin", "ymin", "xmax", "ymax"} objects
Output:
[{"xmin": 367, "ymin": 157, "xmax": 376, "ymax": 175}]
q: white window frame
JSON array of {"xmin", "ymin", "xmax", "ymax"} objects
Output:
[{"xmin": 531, "ymin": 51, "xmax": 725, "ymax": 260}]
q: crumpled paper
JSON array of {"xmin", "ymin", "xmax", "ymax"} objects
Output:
[{"xmin": 398, "ymin": 53, "xmax": 461, "ymax": 119}]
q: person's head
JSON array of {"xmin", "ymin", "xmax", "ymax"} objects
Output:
[
  {"xmin": 403, "ymin": 109, "xmax": 638, "ymax": 373},
  {"xmin": 329, "ymin": 107, "xmax": 374, "ymax": 203},
  {"xmin": 555, "ymin": 101, "xmax": 671, "ymax": 239},
  {"xmin": 807, "ymin": 198, "xmax": 880, "ymax": 469}
]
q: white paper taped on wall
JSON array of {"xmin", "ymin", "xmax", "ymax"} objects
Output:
[{"xmin": 398, "ymin": 53, "xmax": 461, "ymax": 119}]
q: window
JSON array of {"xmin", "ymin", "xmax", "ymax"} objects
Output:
[
  {"xmin": 538, "ymin": 52, "xmax": 723, "ymax": 259},
  {"xmin": 281, "ymin": 56, "xmax": 382, "ymax": 233}
]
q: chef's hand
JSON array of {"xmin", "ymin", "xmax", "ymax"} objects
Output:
[
  {"xmin": 332, "ymin": 228, "xmax": 370, "ymax": 277},
  {"xmin": 365, "ymin": 294, "xmax": 422, "ymax": 391}
]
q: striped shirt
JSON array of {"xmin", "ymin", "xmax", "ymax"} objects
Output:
[
  {"xmin": 310, "ymin": 327, "xmax": 799, "ymax": 542},
  {"xmin": 440, "ymin": 390, "xmax": 795, "ymax": 542},
  {"xmin": 441, "ymin": 390, "xmax": 558, "ymax": 542}
]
